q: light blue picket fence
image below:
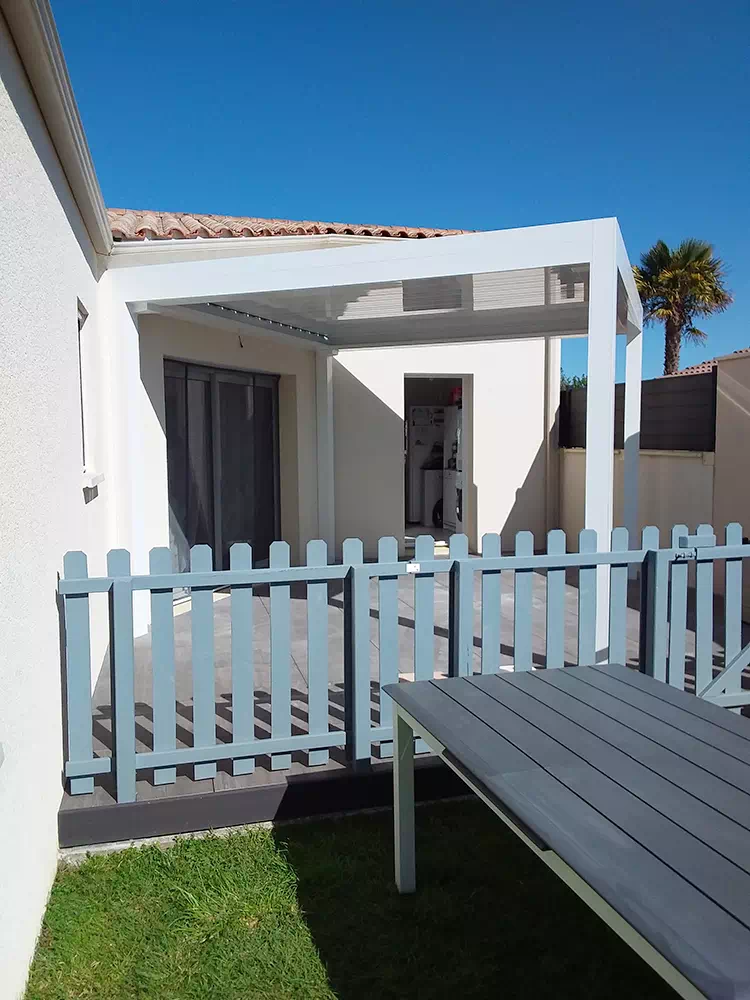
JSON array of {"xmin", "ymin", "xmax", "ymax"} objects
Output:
[{"xmin": 59, "ymin": 524, "xmax": 750, "ymax": 803}]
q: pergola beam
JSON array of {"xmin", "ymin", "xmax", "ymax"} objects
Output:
[{"xmin": 110, "ymin": 220, "xmax": 605, "ymax": 308}]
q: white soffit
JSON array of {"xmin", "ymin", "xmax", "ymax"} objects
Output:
[{"xmin": 180, "ymin": 264, "xmax": 591, "ymax": 348}]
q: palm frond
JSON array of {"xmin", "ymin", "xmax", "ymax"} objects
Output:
[{"xmin": 683, "ymin": 326, "xmax": 708, "ymax": 344}]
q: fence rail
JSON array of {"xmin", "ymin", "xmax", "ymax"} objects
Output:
[{"xmin": 60, "ymin": 524, "xmax": 750, "ymax": 803}]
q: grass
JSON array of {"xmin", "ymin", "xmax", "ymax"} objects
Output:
[{"xmin": 27, "ymin": 800, "xmax": 673, "ymax": 999}]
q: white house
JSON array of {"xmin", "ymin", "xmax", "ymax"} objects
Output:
[{"xmin": 0, "ymin": 1, "xmax": 642, "ymax": 995}]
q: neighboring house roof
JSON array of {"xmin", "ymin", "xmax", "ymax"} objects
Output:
[
  {"xmin": 108, "ymin": 208, "xmax": 470, "ymax": 242},
  {"xmin": 667, "ymin": 348, "xmax": 750, "ymax": 377}
]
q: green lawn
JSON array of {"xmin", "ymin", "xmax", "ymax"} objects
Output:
[{"xmin": 27, "ymin": 800, "xmax": 672, "ymax": 999}]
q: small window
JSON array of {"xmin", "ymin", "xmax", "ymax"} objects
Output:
[
  {"xmin": 77, "ymin": 303, "xmax": 88, "ymax": 469},
  {"xmin": 403, "ymin": 276, "xmax": 464, "ymax": 312}
]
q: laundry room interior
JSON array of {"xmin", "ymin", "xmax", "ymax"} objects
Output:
[{"xmin": 404, "ymin": 375, "xmax": 465, "ymax": 552}]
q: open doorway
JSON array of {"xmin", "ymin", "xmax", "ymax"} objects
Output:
[{"xmin": 404, "ymin": 376, "xmax": 464, "ymax": 551}]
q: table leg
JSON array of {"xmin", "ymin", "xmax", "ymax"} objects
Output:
[{"xmin": 394, "ymin": 708, "xmax": 415, "ymax": 893}]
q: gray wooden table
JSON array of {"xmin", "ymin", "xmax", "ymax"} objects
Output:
[{"xmin": 384, "ymin": 665, "xmax": 750, "ymax": 1000}]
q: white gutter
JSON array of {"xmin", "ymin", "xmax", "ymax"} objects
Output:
[{"xmin": 1, "ymin": 0, "xmax": 112, "ymax": 255}]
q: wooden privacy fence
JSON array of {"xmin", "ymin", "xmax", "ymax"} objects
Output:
[{"xmin": 59, "ymin": 524, "xmax": 750, "ymax": 804}]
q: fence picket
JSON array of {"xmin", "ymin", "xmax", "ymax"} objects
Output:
[
  {"xmin": 107, "ymin": 549, "xmax": 137, "ymax": 802},
  {"xmin": 150, "ymin": 547, "xmax": 176, "ymax": 785},
  {"xmin": 723, "ymin": 523, "xmax": 743, "ymax": 706},
  {"xmin": 449, "ymin": 534, "xmax": 473, "ymax": 677},
  {"xmin": 63, "ymin": 551, "xmax": 94, "ymax": 794},
  {"xmin": 343, "ymin": 538, "xmax": 370, "ymax": 767},
  {"xmin": 608, "ymin": 527, "xmax": 629, "ymax": 667},
  {"xmin": 190, "ymin": 545, "xmax": 217, "ymax": 780},
  {"xmin": 269, "ymin": 541, "xmax": 292, "ymax": 771},
  {"xmin": 230, "ymin": 543, "xmax": 254, "ymax": 776},
  {"xmin": 480, "ymin": 533, "xmax": 501, "ymax": 674},
  {"xmin": 545, "ymin": 530, "xmax": 566, "ymax": 669},
  {"xmin": 667, "ymin": 525, "xmax": 689, "ymax": 692},
  {"xmin": 377, "ymin": 536, "xmax": 399, "ymax": 757},
  {"xmin": 639, "ymin": 526, "xmax": 666, "ymax": 679},
  {"xmin": 414, "ymin": 535, "xmax": 435, "ymax": 681},
  {"xmin": 306, "ymin": 540, "xmax": 330, "ymax": 766},
  {"xmin": 695, "ymin": 523, "xmax": 715, "ymax": 694},
  {"xmin": 513, "ymin": 532, "xmax": 534, "ymax": 671},
  {"xmin": 577, "ymin": 529, "xmax": 598, "ymax": 666}
]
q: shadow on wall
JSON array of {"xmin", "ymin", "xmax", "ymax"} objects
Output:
[
  {"xmin": 332, "ymin": 361, "xmax": 407, "ymax": 557},
  {"xmin": 490, "ymin": 438, "xmax": 548, "ymax": 548},
  {"xmin": 334, "ymin": 363, "xmax": 549, "ymax": 555}
]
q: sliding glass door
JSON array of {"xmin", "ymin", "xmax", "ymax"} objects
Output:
[{"xmin": 164, "ymin": 360, "xmax": 280, "ymax": 572}]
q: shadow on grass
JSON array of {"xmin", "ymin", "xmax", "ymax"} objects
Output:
[{"xmin": 277, "ymin": 799, "xmax": 673, "ymax": 1000}]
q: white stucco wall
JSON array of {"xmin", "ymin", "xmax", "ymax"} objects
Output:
[
  {"xmin": 333, "ymin": 338, "xmax": 555, "ymax": 556},
  {"xmin": 136, "ymin": 313, "xmax": 320, "ymax": 566},
  {"xmin": 560, "ymin": 448, "xmax": 715, "ymax": 543},
  {"xmin": 713, "ymin": 355, "xmax": 750, "ymax": 535},
  {"xmin": 712, "ymin": 355, "xmax": 750, "ymax": 616},
  {"xmin": 0, "ymin": 16, "xmax": 109, "ymax": 997}
]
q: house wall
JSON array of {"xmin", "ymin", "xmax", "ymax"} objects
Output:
[
  {"xmin": 333, "ymin": 338, "xmax": 556, "ymax": 556},
  {"xmin": 712, "ymin": 354, "xmax": 750, "ymax": 615},
  {"xmin": 713, "ymin": 355, "xmax": 750, "ymax": 533},
  {"xmin": 136, "ymin": 313, "xmax": 320, "ymax": 565},
  {"xmin": 560, "ymin": 448, "xmax": 715, "ymax": 544},
  {"xmin": 0, "ymin": 15, "xmax": 109, "ymax": 997}
]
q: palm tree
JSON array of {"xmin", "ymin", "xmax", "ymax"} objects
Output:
[{"xmin": 633, "ymin": 239, "xmax": 732, "ymax": 375}]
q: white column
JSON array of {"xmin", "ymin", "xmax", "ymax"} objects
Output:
[
  {"xmin": 544, "ymin": 336, "xmax": 562, "ymax": 533},
  {"xmin": 585, "ymin": 221, "xmax": 618, "ymax": 659},
  {"xmin": 315, "ymin": 351, "xmax": 336, "ymax": 549},
  {"xmin": 623, "ymin": 322, "xmax": 642, "ymax": 567},
  {"xmin": 99, "ymin": 273, "xmax": 150, "ymax": 634}
]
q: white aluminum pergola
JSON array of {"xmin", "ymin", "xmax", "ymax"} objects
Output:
[{"xmin": 104, "ymin": 216, "xmax": 643, "ymax": 653}]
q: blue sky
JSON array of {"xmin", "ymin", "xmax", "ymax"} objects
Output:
[{"xmin": 52, "ymin": 0, "xmax": 749, "ymax": 380}]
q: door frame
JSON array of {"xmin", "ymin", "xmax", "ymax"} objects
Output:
[{"xmin": 164, "ymin": 358, "xmax": 281, "ymax": 568}]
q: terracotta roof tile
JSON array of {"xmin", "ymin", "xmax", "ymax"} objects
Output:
[
  {"xmin": 666, "ymin": 347, "xmax": 750, "ymax": 377},
  {"xmin": 108, "ymin": 207, "xmax": 470, "ymax": 242}
]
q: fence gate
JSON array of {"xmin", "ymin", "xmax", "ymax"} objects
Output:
[{"xmin": 642, "ymin": 523, "xmax": 750, "ymax": 708}]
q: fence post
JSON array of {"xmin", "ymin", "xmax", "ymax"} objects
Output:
[
  {"xmin": 577, "ymin": 529, "xmax": 598, "ymax": 666},
  {"xmin": 513, "ymin": 531, "xmax": 535, "ymax": 671},
  {"xmin": 667, "ymin": 525, "xmax": 689, "ymax": 691},
  {"xmin": 377, "ymin": 536, "xmax": 400, "ymax": 757},
  {"xmin": 694, "ymin": 523, "xmax": 716, "ymax": 695},
  {"xmin": 107, "ymin": 549, "xmax": 137, "ymax": 803},
  {"xmin": 62, "ymin": 551, "xmax": 94, "ymax": 794},
  {"xmin": 723, "ymin": 522, "xmax": 744, "ymax": 710},
  {"xmin": 268, "ymin": 541, "xmax": 292, "ymax": 771},
  {"xmin": 448, "ymin": 534, "xmax": 473, "ymax": 677},
  {"xmin": 230, "ymin": 542, "xmax": 255, "ymax": 775},
  {"xmin": 480, "ymin": 533, "xmax": 501, "ymax": 674},
  {"xmin": 639, "ymin": 527, "xmax": 667, "ymax": 680},
  {"xmin": 150, "ymin": 546, "xmax": 177, "ymax": 785},
  {"xmin": 343, "ymin": 538, "xmax": 370, "ymax": 769},
  {"xmin": 305, "ymin": 539, "xmax": 330, "ymax": 767}
]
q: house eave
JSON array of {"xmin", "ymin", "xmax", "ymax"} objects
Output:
[
  {"xmin": 1, "ymin": 0, "xmax": 112, "ymax": 255},
  {"xmin": 108, "ymin": 233, "xmax": 402, "ymax": 266}
]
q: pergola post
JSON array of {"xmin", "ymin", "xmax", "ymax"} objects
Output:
[
  {"xmin": 315, "ymin": 351, "xmax": 336, "ymax": 549},
  {"xmin": 624, "ymin": 323, "xmax": 643, "ymax": 576},
  {"xmin": 585, "ymin": 222, "xmax": 618, "ymax": 659}
]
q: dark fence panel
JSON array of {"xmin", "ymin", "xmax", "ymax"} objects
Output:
[{"xmin": 559, "ymin": 371, "xmax": 717, "ymax": 451}]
